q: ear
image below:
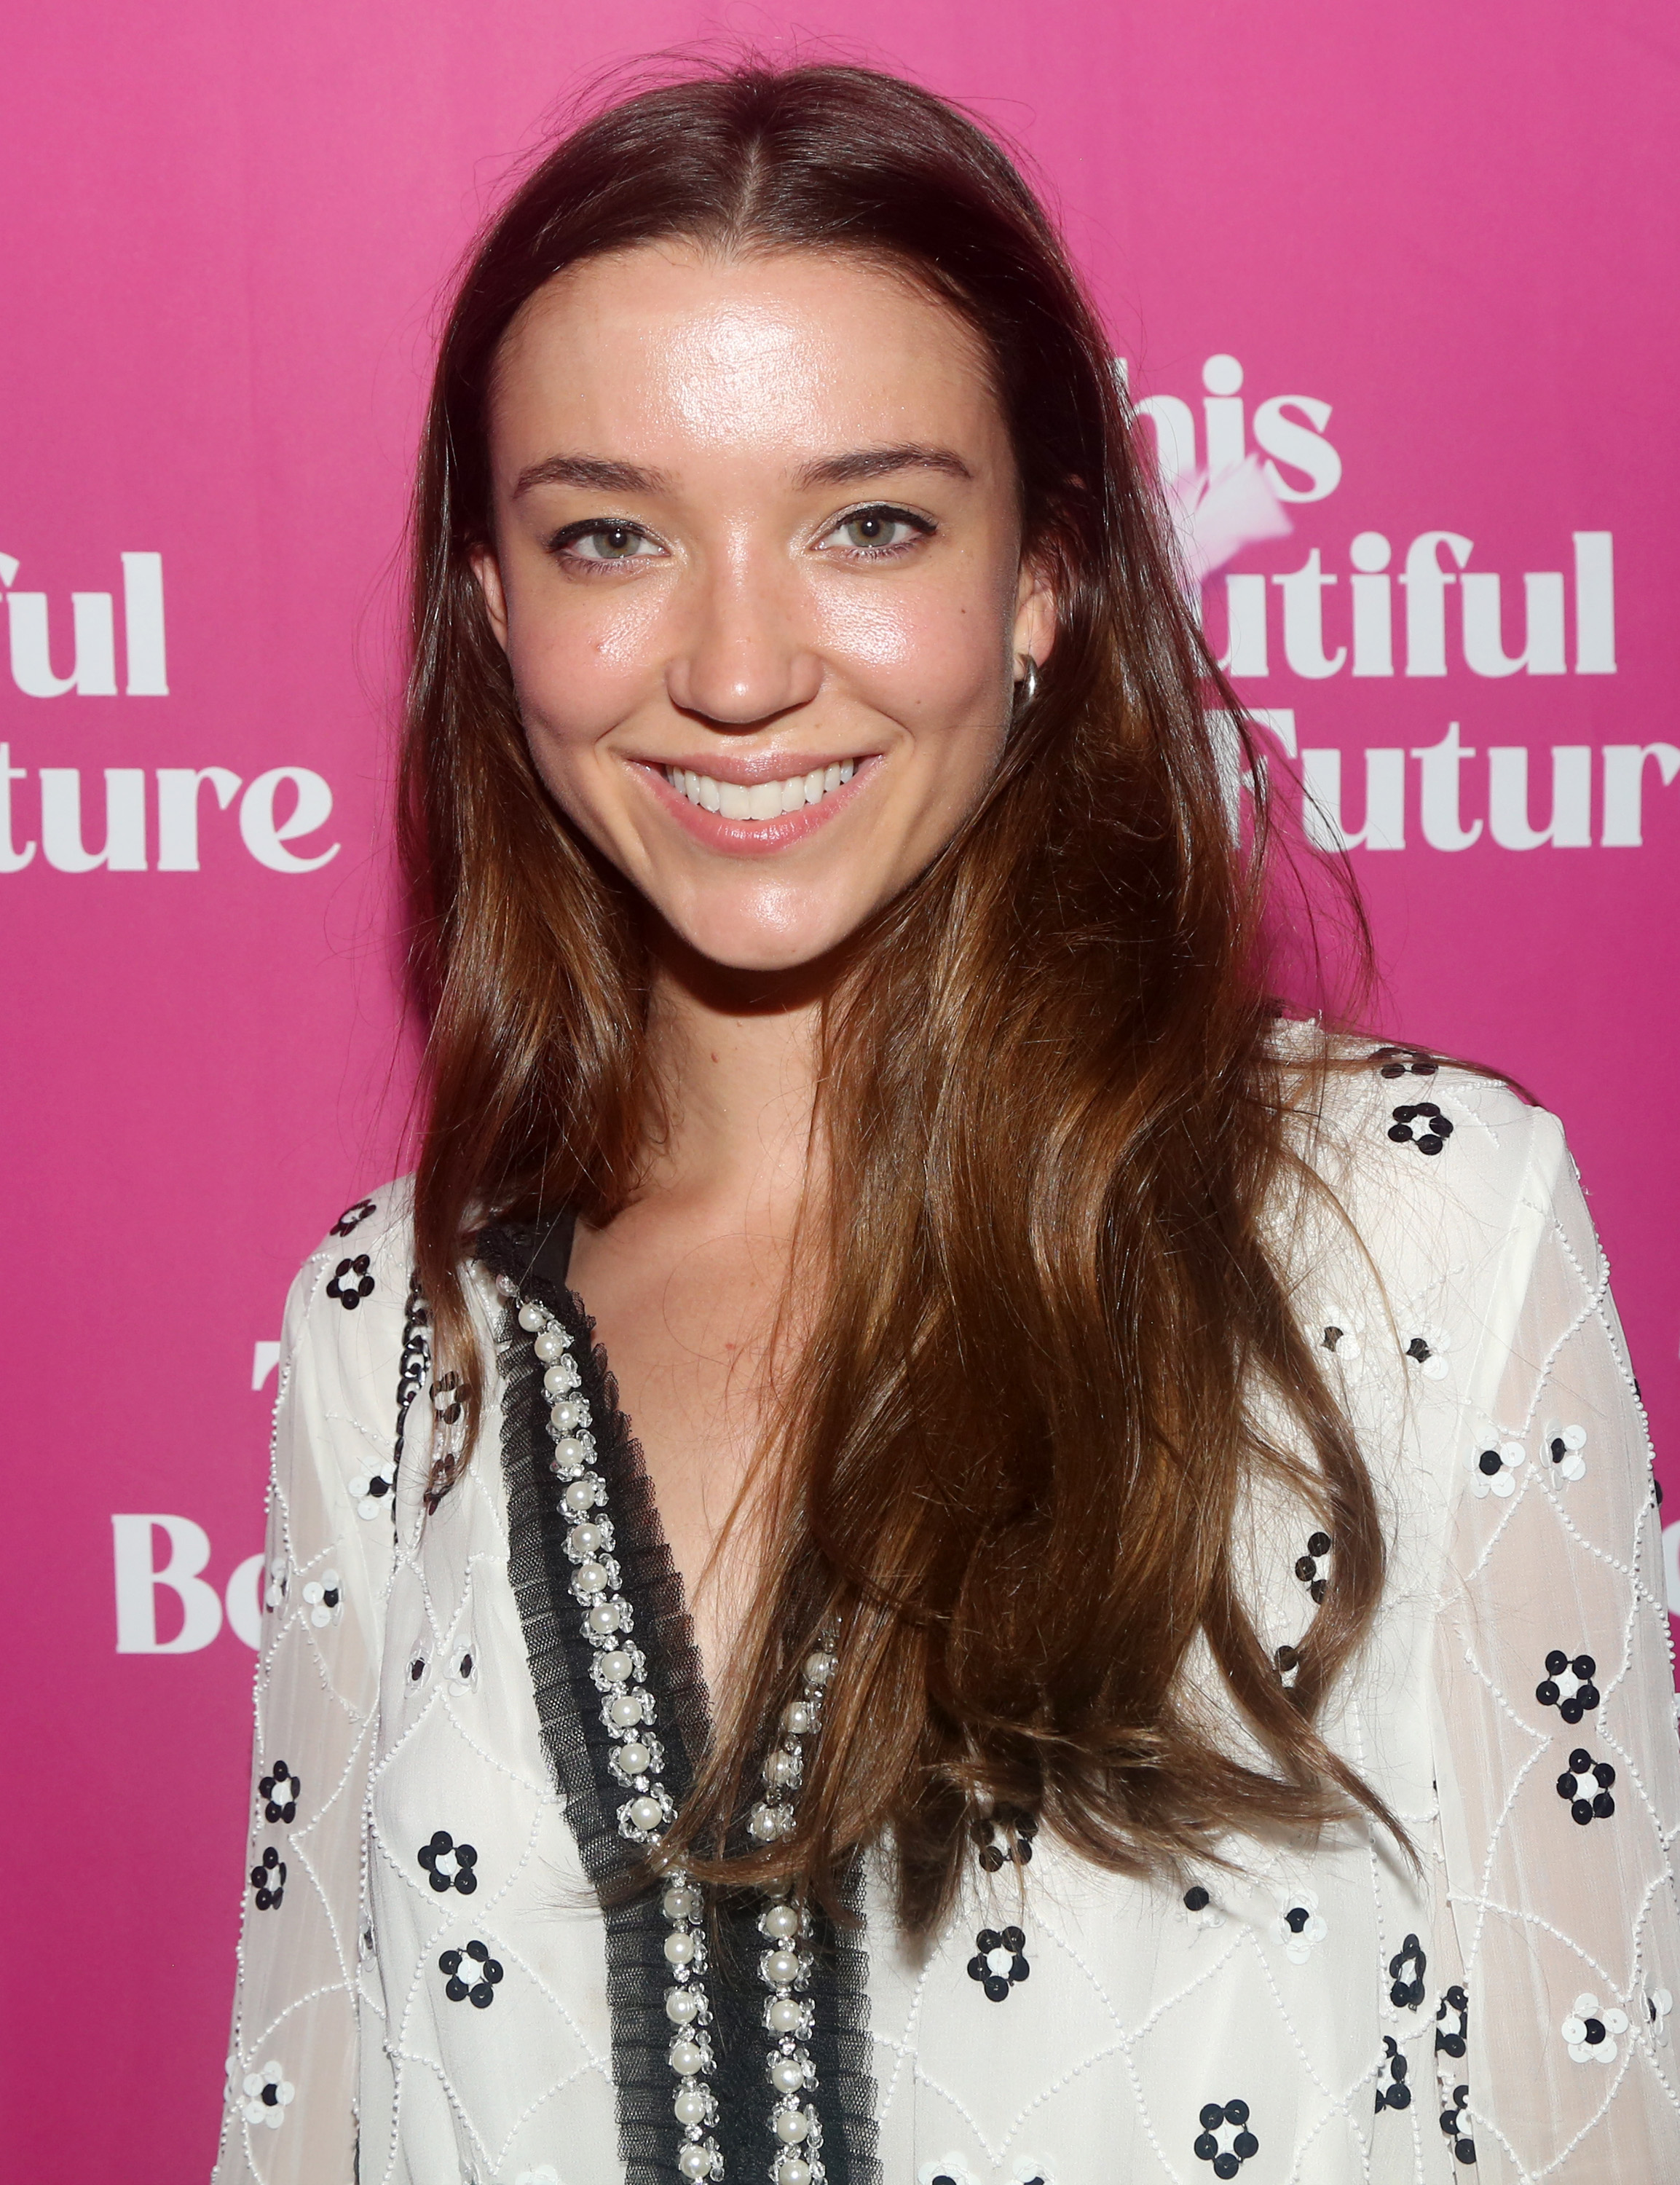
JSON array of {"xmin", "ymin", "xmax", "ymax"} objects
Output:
[
  {"xmin": 471, "ymin": 547, "xmax": 510, "ymax": 650},
  {"xmin": 1011, "ymin": 551, "xmax": 1057, "ymax": 676}
]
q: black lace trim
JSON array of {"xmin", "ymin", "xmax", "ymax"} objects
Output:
[
  {"xmin": 393, "ymin": 1272, "xmax": 430, "ymax": 1510},
  {"xmin": 477, "ymin": 1219, "xmax": 878, "ymax": 2185}
]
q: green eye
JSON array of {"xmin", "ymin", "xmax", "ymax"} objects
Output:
[
  {"xmin": 554, "ymin": 520, "xmax": 660, "ymax": 564},
  {"xmin": 584, "ymin": 524, "xmax": 644, "ymax": 559},
  {"xmin": 825, "ymin": 505, "xmax": 931, "ymax": 556},
  {"xmin": 837, "ymin": 511, "xmax": 916, "ymax": 551}
]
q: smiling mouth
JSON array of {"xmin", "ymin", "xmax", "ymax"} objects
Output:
[{"xmin": 661, "ymin": 760, "xmax": 857, "ymax": 822}]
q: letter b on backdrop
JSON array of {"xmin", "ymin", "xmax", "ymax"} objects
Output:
[
  {"xmin": 111, "ymin": 1513, "xmax": 264, "ymax": 1650},
  {"xmin": 112, "ymin": 1512, "xmax": 224, "ymax": 1651}
]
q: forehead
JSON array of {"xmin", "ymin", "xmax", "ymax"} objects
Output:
[{"xmin": 488, "ymin": 242, "xmax": 1006, "ymax": 473}]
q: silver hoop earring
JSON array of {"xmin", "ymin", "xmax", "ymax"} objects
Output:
[{"xmin": 1014, "ymin": 656, "xmax": 1039, "ymax": 713}]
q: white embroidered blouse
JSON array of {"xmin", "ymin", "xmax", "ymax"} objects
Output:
[{"xmin": 213, "ymin": 1047, "xmax": 1680, "ymax": 2185}]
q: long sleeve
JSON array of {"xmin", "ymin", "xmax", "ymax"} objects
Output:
[
  {"xmin": 1432, "ymin": 1110, "xmax": 1680, "ymax": 2178},
  {"xmin": 213, "ymin": 1200, "xmax": 411, "ymax": 2184}
]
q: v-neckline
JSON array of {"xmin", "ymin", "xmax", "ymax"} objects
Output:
[
  {"xmin": 474, "ymin": 1213, "xmax": 880, "ymax": 2185},
  {"xmin": 495, "ymin": 1208, "xmax": 717, "ymax": 1764}
]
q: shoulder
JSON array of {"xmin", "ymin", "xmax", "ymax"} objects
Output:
[
  {"xmin": 1269, "ymin": 1020, "xmax": 1577, "ymax": 1288},
  {"xmin": 281, "ymin": 1178, "xmax": 421, "ymax": 1377},
  {"xmin": 268, "ymin": 1184, "xmax": 423, "ymax": 1548}
]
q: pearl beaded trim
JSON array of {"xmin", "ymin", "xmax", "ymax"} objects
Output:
[
  {"xmin": 746, "ymin": 1644, "xmax": 837, "ymax": 2185},
  {"xmin": 497, "ymin": 1273, "xmax": 837, "ymax": 2185}
]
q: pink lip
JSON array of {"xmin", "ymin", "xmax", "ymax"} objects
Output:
[{"xmin": 632, "ymin": 757, "xmax": 876, "ymax": 856}]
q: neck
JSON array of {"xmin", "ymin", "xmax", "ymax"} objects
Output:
[{"xmin": 640, "ymin": 927, "xmax": 837, "ymax": 1231}]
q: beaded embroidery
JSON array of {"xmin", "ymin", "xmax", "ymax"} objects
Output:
[{"xmin": 498, "ymin": 1270, "xmax": 840, "ymax": 2185}]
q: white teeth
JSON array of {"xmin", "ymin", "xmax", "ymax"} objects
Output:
[{"xmin": 661, "ymin": 760, "xmax": 861, "ymax": 821}]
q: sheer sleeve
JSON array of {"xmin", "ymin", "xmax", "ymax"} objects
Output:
[
  {"xmin": 1432, "ymin": 1109, "xmax": 1680, "ymax": 2178},
  {"xmin": 213, "ymin": 1213, "xmax": 408, "ymax": 2184}
]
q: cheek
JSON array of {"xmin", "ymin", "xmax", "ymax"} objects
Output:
[
  {"xmin": 810, "ymin": 558, "xmax": 1014, "ymax": 718},
  {"xmin": 502, "ymin": 567, "xmax": 669, "ymax": 737}
]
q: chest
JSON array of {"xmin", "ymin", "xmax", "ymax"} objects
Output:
[{"xmin": 565, "ymin": 1210, "xmax": 800, "ymax": 1681}]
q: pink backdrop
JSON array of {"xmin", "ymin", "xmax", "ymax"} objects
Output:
[{"xmin": 6, "ymin": 4, "xmax": 1676, "ymax": 2171}]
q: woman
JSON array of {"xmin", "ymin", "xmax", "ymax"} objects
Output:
[{"xmin": 216, "ymin": 61, "xmax": 1679, "ymax": 2185}]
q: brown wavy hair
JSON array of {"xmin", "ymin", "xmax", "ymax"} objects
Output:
[{"xmin": 398, "ymin": 58, "xmax": 1397, "ymax": 1929}]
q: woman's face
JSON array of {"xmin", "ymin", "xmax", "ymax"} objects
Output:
[{"xmin": 476, "ymin": 242, "xmax": 1054, "ymax": 974}]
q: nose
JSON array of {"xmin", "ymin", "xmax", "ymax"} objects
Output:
[{"xmin": 663, "ymin": 551, "xmax": 823, "ymax": 728}]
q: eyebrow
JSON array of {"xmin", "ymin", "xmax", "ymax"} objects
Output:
[
  {"xmin": 796, "ymin": 444, "xmax": 973, "ymax": 489},
  {"xmin": 513, "ymin": 443, "xmax": 974, "ymax": 502},
  {"xmin": 512, "ymin": 453, "xmax": 672, "ymax": 499}
]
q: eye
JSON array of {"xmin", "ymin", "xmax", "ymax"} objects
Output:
[
  {"xmin": 551, "ymin": 520, "xmax": 664, "ymax": 564},
  {"xmin": 821, "ymin": 505, "xmax": 934, "ymax": 558}
]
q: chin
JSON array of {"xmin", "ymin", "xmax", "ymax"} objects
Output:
[
  {"xmin": 663, "ymin": 894, "xmax": 867, "ymax": 980},
  {"xmin": 679, "ymin": 928, "xmax": 852, "ymax": 977}
]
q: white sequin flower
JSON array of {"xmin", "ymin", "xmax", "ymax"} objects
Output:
[
  {"xmin": 264, "ymin": 1555, "xmax": 287, "ymax": 1610},
  {"xmin": 918, "ymin": 2160, "xmax": 977, "ymax": 2185},
  {"xmin": 1314, "ymin": 1305, "xmax": 1365, "ymax": 1369},
  {"xmin": 301, "ymin": 1570, "xmax": 341, "ymax": 1629},
  {"xmin": 1400, "ymin": 1324, "xmax": 1451, "ymax": 1379},
  {"xmin": 1561, "ymin": 1993, "xmax": 1628, "ymax": 2063},
  {"xmin": 1274, "ymin": 1887, "xmax": 1328, "ymax": 1963},
  {"xmin": 1644, "ymin": 1985, "xmax": 1673, "ymax": 2046},
  {"xmin": 1181, "ymin": 1881, "xmax": 1225, "ymax": 1932},
  {"xmin": 347, "ymin": 1467, "xmax": 394, "ymax": 1520},
  {"xmin": 1468, "ymin": 1440, "xmax": 1526, "ymax": 1499},
  {"xmin": 516, "ymin": 2168, "xmax": 561, "ymax": 2185},
  {"xmin": 237, "ymin": 2058, "xmax": 295, "ymax": 2128},
  {"xmin": 1545, "ymin": 1420, "xmax": 1589, "ymax": 1483}
]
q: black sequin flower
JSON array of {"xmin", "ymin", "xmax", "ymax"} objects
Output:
[
  {"xmin": 1556, "ymin": 1748, "xmax": 1616, "ymax": 1824},
  {"xmin": 259, "ymin": 1762, "xmax": 299, "ymax": 1824},
  {"xmin": 1373, "ymin": 2035, "xmax": 1411, "ymax": 2111},
  {"xmin": 971, "ymin": 1806, "xmax": 1036, "ymax": 1873},
  {"xmin": 1389, "ymin": 1933, "xmax": 1427, "ymax": 2009},
  {"xmin": 1435, "ymin": 1985, "xmax": 1468, "ymax": 2060},
  {"xmin": 1387, "ymin": 1102, "xmax": 1454, "ymax": 1156},
  {"xmin": 249, "ymin": 1846, "xmax": 287, "ymax": 1910},
  {"xmin": 1295, "ymin": 1532, "xmax": 1331, "ymax": 1606},
  {"xmin": 439, "ymin": 1938, "xmax": 502, "ymax": 2007},
  {"xmin": 327, "ymin": 1254, "xmax": 376, "ymax": 1310},
  {"xmin": 1439, "ymin": 2081, "xmax": 1475, "ymax": 2165},
  {"xmin": 1537, "ymin": 1650, "xmax": 1600, "ymax": 1724},
  {"xmin": 418, "ymin": 1830, "xmax": 478, "ymax": 1895},
  {"xmin": 330, "ymin": 1198, "xmax": 377, "ymax": 1238},
  {"xmin": 432, "ymin": 1372, "xmax": 464, "ymax": 1428},
  {"xmin": 1371, "ymin": 1046, "xmax": 1439, "ymax": 1082},
  {"xmin": 966, "ymin": 1925, "xmax": 1030, "ymax": 2001},
  {"xmin": 1194, "ymin": 2098, "xmax": 1258, "ymax": 2177}
]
